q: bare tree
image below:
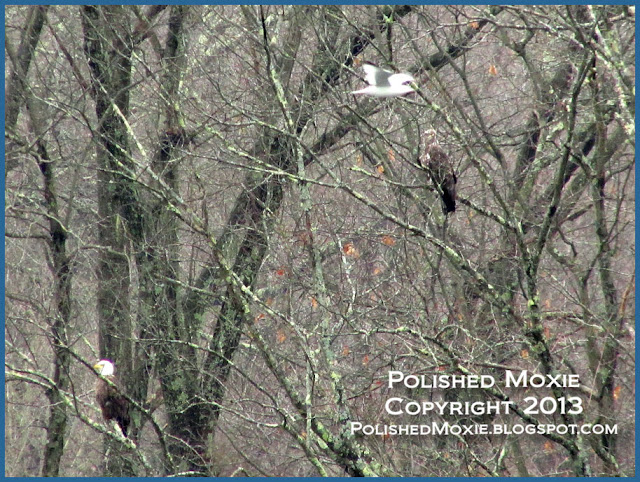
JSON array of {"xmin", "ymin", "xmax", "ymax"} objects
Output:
[{"xmin": 5, "ymin": 5, "xmax": 634, "ymax": 477}]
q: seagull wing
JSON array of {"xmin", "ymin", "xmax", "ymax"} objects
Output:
[
  {"xmin": 388, "ymin": 72, "xmax": 415, "ymax": 87},
  {"xmin": 362, "ymin": 64, "xmax": 392, "ymax": 87}
]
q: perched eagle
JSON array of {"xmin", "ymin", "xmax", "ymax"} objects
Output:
[
  {"xmin": 420, "ymin": 129, "xmax": 457, "ymax": 214},
  {"xmin": 93, "ymin": 359, "xmax": 130, "ymax": 437}
]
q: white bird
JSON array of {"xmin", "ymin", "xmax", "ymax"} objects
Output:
[{"xmin": 351, "ymin": 63, "xmax": 416, "ymax": 97}]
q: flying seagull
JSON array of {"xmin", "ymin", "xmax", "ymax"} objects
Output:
[{"xmin": 351, "ymin": 63, "xmax": 416, "ymax": 97}]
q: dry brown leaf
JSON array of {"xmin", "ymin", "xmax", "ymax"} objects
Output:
[
  {"xmin": 343, "ymin": 242, "xmax": 360, "ymax": 258},
  {"xmin": 381, "ymin": 235, "xmax": 396, "ymax": 246},
  {"xmin": 613, "ymin": 386, "xmax": 622, "ymax": 400},
  {"xmin": 387, "ymin": 148, "xmax": 396, "ymax": 162}
]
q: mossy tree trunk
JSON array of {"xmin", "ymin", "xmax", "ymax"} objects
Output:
[
  {"xmin": 82, "ymin": 6, "xmax": 144, "ymax": 476},
  {"xmin": 5, "ymin": 6, "xmax": 73, "ymax": 477}
]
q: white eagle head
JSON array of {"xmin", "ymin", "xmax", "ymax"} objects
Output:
[{"xmin": 94, "ymin": 359, "xmax": 115, "ymax": 376}]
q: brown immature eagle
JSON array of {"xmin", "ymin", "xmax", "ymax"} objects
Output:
[
  {"xmin": 94, "ymin": 359, "xmax": 130, "ymax": 437},
  {"xmin": 420, "ymin": 129, "xmax": 457, "ymax": 214}
]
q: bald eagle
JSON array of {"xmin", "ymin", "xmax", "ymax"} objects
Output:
[
  {"xmin": 421, "ymin": 129, "xmax": 457, "ymax": 214},
  {"xmin": 93, "ymin": 360, "xmax": 130, "ymax": 437}
]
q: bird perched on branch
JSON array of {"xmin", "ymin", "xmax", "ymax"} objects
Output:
[
  {"xmin": 93, "ymin": 359, "xmax": 130, "ymax": 437},
  {"xmin": 351, "ymin": 63, "xmax": 416, "ymax": 97},
  {"xmin": 420, "ymin": 129, "xmax": 457, "ymax": 214}
]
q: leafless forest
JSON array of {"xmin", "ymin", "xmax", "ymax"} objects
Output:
[{"xmin": 5, "ymin": 5, "xmax": 635, "ymax": 477}]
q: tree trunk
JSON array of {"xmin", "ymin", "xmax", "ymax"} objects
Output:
[
  {"xmin": 81, "ymin": 6, "xmax": 138, "ymax": 476},
  {"xmin": 5, "ymin": 5, "xmax": 49, "ymax": 175}
]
